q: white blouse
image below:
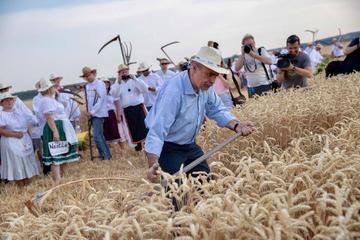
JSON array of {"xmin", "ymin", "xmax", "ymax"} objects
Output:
[
  {"xmin": 110, "ymin": 77, "xmax": 148, "ymax": 109},
  {"xmin": 0, "ymin": 108, "xmax": 36, "ymax": 133},
  {"xmin": 106, "ymin": 94, "xmax": 116, "ymax": 111},
  {"xmin": 39, "ymin": 96, "xmax": 68, "ymax": 123}
]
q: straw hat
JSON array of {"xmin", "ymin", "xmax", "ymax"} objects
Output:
[
  {"xmin": 118, "ymin": 64, "xmax": 129, "ymax": 73},
  {"xmin": 49, "ymin": 74, "xmax": 63, "ymax": 81},
  {"xmin": 191, "ymin": 46, "xmax": 229, "ymax": 74},
  {"xmin": 0, "ymin": 92, "xmax": 16, "ymax": 102},
  {"xmin": 137, "ymin": 62, "xmax": 151, "ymax": 72},
  {"xmin": 37, "ymin": 78, "xmax": 54, "ymax": 92},
  {"xmin": 0, "ymin": 83, "xmax": 12, "ymax": 90},
  {"xmin": 80, "ymin": 67, "xmax": 97, "ymax": 78}
]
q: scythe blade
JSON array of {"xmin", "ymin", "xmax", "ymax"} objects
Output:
[{"xmin": 98, "ymin": 35, "xmax": 120, "ymax": 54}]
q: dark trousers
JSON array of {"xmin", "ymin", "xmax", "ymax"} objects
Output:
[
  {"xmin": 248, "ymin": 84, "xmax": 272, "ymax": 98},
  {"xmin": 159, "ymin": 142, "xmax": 210, "ymax": 176}
]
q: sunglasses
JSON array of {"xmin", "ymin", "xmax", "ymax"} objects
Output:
[{"xmin": 160, "ymin": 62, "xmax": 169, "ymax": 65}]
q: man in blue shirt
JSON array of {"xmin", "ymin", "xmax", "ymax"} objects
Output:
[{"xmin": 145, "ymin": 46, "xmax": 256, "ymax": 183}]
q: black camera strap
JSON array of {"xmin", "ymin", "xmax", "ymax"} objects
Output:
[{"xmin": 257, "ymin": 47, "xmax": 273, "ymax": 82}]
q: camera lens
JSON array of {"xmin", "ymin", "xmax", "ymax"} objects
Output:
[
  {"xmin": 277, "ymin": 59, "xmax": 290, "ymax": 69},
  {"xmin": 244, "ymin": 45, "xmax": 251, "ymax": 54}
]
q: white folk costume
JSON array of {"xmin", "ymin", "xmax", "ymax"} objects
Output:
[
  {"xmin": 39, "ymin": 96, "xmax": 79, "ymax": 166},
  {"xmin": 103, "ymin": 92, "xmax": 121, "ymax": 143},
  {"xmin": 31, "ymin": 92, "xmax": 43, "ymax": 151},
  {"xmin": 139, "ymin": 72, "xmax": 164, "ymax": 109},
  {"xmin": 0, "ymin": 94, "xmax": 39, "ymax": 181},
  {"xmin": 55, "ymin": 89, "xmax": 81, "ymax": 128},
  {"xmin": 110, "ymin": 76, "xmax": 148, "ymax": 144}
]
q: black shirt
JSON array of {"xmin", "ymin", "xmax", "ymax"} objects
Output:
[{"xmin": 343, "ymin": 37, "xmax": 360, "ymax": 73}]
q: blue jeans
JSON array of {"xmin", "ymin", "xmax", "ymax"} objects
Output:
[
  {"xmin": 159, "ymin": 142, "xmax": 209, "ymax": 176},
  {"xmin": 91, "ymin": 117, "xmax": 111, "ymax": 160}
]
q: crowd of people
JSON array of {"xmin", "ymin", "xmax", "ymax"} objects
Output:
[{"xmin": 0, "ymin": 33, "xmax": 359, "ymax": 186}]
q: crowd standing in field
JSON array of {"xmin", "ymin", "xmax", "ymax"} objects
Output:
[{"xmin": 0, "ymin": 33, "xmax": 359, "ymax": 186}]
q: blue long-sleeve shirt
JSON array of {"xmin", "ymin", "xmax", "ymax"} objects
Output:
[{"xmin": 144, "ymin": 70, "xmax": 236, "ymax": 157}]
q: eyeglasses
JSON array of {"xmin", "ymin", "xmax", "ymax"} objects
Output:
[{"xmin": 160, "ymin": 62, "xmax": 169, "ymax": 65}]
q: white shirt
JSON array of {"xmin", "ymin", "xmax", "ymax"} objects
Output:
[
  {"xmin": 32, "ymin": 93, "xmax": 43, "ymax": 138},
  {"xmin": 54, "ymin": 88, "xmax": 81, "ymax": 122},
  {"xmin": 85, "ymin": 79, "xmax": 108, "ymax": 118},
  {"xmin": 304, "ymin": 46, "xmax": 314, "ymax": 55},
  {"xmin": 309, "ymin": 49, "xmax": 324, "ymax": 70},
  {"xmin": 332, "ymin": 44, "xmax": 344, "ymax": 57},
  {"xmin": 0, "ymin": 107, "xmax": 37, "ymax": 133},
  {"xmin": 243, "ymin": 47, "xmax": 272, "ymax": 88},
  {"xmin": 156, "ymin": 69, "xmax": 176, "ymax": 82},
  {"xmin": 139, "ymin": 72, "xmax": 164, "ymax": 107},
  {"xmin": 110, "ymin": 77, "xmax": 148, "ymax": 109},
  {"xmin": 39, "ymin": 96, "xmax": 68, "ymax": 122},
  {"xmin": 106, "ymin": 94, "xmax": 116, "ymax": 111},
  {"xmin": 0, "ymin": 97, "xmax": 33, "ymax": 116}
]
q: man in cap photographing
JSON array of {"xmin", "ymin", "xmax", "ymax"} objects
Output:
[
  {"xmin": 145, "ymin": 46, "xmax": 256, "ymax": 183},
  {"xmin": 110, "ymin": 64, "xmax": 149, "ymax": 151}
]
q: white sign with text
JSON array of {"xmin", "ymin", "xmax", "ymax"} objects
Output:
[{"xmin": 48, "ymin": 141, "xmax": 69, "ymax": 156}]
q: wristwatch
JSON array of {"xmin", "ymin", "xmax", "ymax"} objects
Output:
[{"xmin": 233, "ymin": 122, "xmax": 240, "ymax": 132}]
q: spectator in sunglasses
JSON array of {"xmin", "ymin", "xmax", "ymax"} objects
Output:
[{"xmin": 156, "ymin": 58, "xmax": 176, "ymax": 82}]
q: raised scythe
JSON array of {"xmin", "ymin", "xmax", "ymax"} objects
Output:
[
  {"xmin": 98, "ymin": 35, "xmax": 134, "ymax": 65},
  {"xmin": 160, "ymin": 41, "xmax": 179, "ymax": 66}
]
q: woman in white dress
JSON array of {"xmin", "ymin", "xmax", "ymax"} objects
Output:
[
  {"xmin": 0, "ymin": 92, "xmax": 39, "ymax": 186},
  {"xmin": 38, "ymin": 79, "xmax": 79, "ymax": 184}
]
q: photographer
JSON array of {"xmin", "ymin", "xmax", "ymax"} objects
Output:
[
  {"xmin": 276, "ymin": 35, "xmax": 313, "ymax": 89},
  {"xmin": 235, "ymin": 34, "xmax": 273, "ymax": 98}
]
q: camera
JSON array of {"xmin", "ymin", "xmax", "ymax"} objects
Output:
[
  {"xmin": 243, "ymin": 44, "xmax": 253, "ymax": 54},
  {"xmin": 121, "ymin": 75, "xmax": 131, "ymax": 80},
  {"xmin": 276, "ymin": 54, "xmax": 298, "ymax": 69},
  {"xmin": 179, "ymin": 61, "xmax": 189, "ymax": 71}
]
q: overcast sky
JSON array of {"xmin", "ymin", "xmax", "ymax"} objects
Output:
[{"xmin": 0, "ymin": 0, "xmax": 359, "ymax": 91}]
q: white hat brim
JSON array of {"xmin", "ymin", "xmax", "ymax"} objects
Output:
[
  {"xmin": 38, "ymin": 85, "xmax": 53, "ymax": 92},
  {"xmin": 0, "ymin": 85, "xmax": 12, "ymax": 90},
  {"xmin": 138, "ymin": 67, "xmax": 150, "ymax": 72},
  {"xmin": 192, "ymin": 58, "xmax": 230, "ymax": 75},
  {"xmin": 0, "ymin": 93, "xmax": 16, "ymax": 102}
]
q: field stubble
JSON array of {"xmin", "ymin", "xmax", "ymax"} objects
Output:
[{"xmin": 1, "ymin": 73, "xmax": 360, "ymax": 239}]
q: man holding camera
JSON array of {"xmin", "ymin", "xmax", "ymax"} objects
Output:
[
  {"xmin": 235, "ymin": 34, "xmax": 273, "ymax": 98},
  {"xmin": 110, "ymin": 64, "xmax": 149, "ymax": 151},
  {"xmin": 276, "ymin": 35, "xmax": 313, "ymax": 89}
]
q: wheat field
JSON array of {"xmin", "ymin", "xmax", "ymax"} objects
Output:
[{"xmin": 1, "ymin": 73, "xmax": 360, "ymax": 239}]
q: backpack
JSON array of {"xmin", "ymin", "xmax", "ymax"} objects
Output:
[{"xmin": 228, "ymin": 69, "xmax": 246, "ymax": 106}]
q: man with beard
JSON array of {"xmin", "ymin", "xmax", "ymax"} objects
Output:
[{"xmin": 145, "ymin": 46, "xmax": 256, "ymax": 182}]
